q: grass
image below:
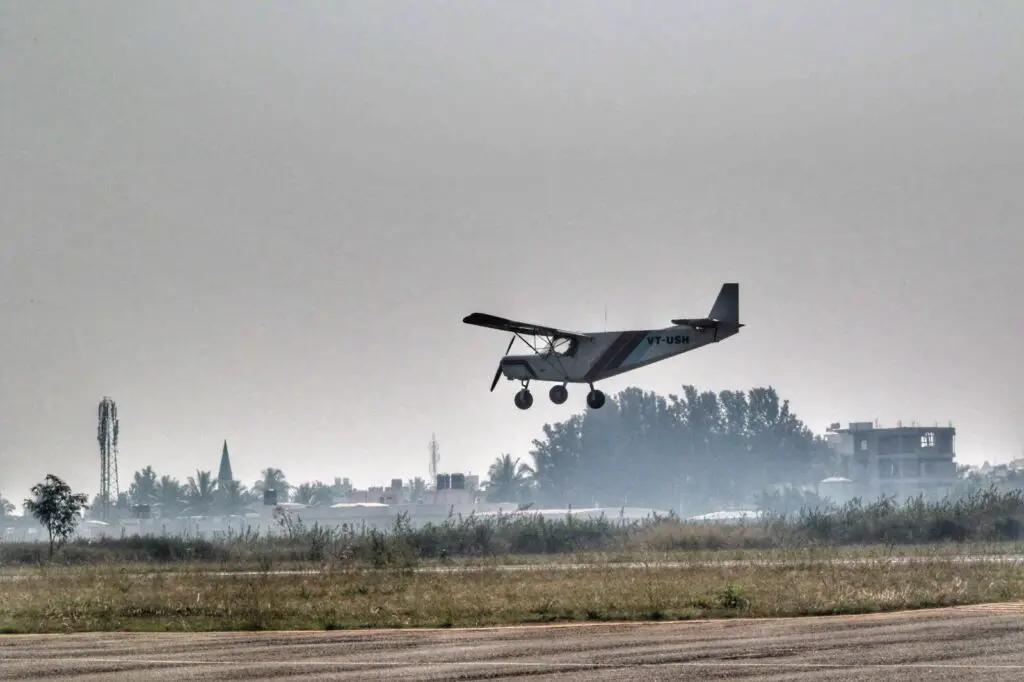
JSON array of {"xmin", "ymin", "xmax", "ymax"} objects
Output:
[
  {"xmin": 2, "ymin": 488, "xmax": 1023, "ymax": 633},
  {"xmin": 2, "ymin": 540, "xmax": 1022, "ymax": 577},
  {"xmin": 0, "ymin": 552, "xmax": 1020, "ymax": 633}
]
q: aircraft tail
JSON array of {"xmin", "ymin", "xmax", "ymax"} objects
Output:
[
  {"xmin": 670, "ymin": 283, "xmax": 742, "ymax": 333},
  {"xmin": 708, "ymin": 283, "xmax": 739, "ymax": 324}
]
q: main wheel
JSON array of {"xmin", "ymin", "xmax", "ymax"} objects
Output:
[
  {"xmin": 586, "ymin": 389, "xmax": 606, "ymax": 409},
  {"xmin": 514, "ymin": 388, "xmax": 534, "ymax": 410},
  {"xmin": 549, "ymin": 384, "xmax": 568, "ymax": 405}
]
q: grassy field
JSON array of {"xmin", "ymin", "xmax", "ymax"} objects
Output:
[
  {"xmin": 2, "ymin": 489, "xmax": 1023, "ymax": 633},
  {"xmin": 1, "ymin": 549, "xmax": 1021, "ymax": 633},
  {"xmin": 2, "ymin": 539, "xmax": 1023, "ymax": 577}
]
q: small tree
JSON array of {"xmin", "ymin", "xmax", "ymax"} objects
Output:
[{"xmin": 23, "ymin": 474, "xmax": 89, "ymax": 557}]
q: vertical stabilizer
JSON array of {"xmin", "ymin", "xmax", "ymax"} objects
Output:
[{"xmin": 709, "ymin": 283, "xmax": 739, "ymax": 323}]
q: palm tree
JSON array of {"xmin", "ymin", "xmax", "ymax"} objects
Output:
[
  {"xmin": 154, "ymin": 475, "xmax": 184, "ymax": 517},
  {"xmin": 252, "ymin": 468, "xmax": 290, "ymax": 502},
  {"xmin": 485, "ymin": 454, "xmax": 534, "ymax": 503},
  {"xmin": 0, "ymin": 495, "xmax": 13, "ymax": 517},
  {"xmin": 216, "ymin": 479, "xmax": 249, "ymax": 515},
  {"xmin": 128, "ymin": 466, "xmax": 158, "ymax": 505},
  {"xmin": 185, "ymin": 469, "xmax": 216, "ymax": 515},
  {"xmin": 291, "ymin": 481, "xmax": 334, "ymax": 506}
]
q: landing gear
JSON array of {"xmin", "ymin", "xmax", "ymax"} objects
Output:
[
  {"xmin": 514, "ymin": 384, "xmax": 534, "ymax": 410},
  {"xmin": 512, "ymin": 382, "xmax": 602, "ymax": 410}
]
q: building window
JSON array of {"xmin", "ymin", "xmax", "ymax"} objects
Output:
[
  {"xmin": 921, "ymin": 432, "xmax": 935, "ymax": 448},
  {"xmin": 878, "ymin": 436, "xmax": 899, "ymax": 455},
  {"xmin": 860, "ymin": 438, "xmax": 868, "ymax": 451}
]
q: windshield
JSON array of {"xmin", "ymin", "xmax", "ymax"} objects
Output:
[{"xmin": 538, "ymin": 336, "xmax": 577, "ymax": 357}]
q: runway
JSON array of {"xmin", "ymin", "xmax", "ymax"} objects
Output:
[{"xmin": 1, "ymin": 602, "xmax": 1022, "ymax": 680}]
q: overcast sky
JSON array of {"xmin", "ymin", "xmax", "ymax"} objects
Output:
[{"xmin": 2, "ymin": 1, "xmax": 1022, "ymax": 501}]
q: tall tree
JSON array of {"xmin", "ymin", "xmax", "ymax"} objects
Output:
[
  {"xmin": 0, "ymin": 495, "xmax": 14, "ymax": 517},
  {"xmin": 154, "ymin": 475, "xmax": 184, "ymax": 517},
  {"xmin": 485, "ymin": 454, "xmax": 533, "ymax": 503},
  {"xmin": 128, "ymin": 466, "xmax": 158, "ymax": 505},
  {"xmin": 185, "ymin": 470, "xmax": 216, "ymax": 515},
  {"xmin": 526, "ymin": 384, "xmax": 830, "ymax": 514},
  {"xmin": 529, "ymin": 414, "xmax": 585, "ymax": 507},
  {"xmin": 216, "ymin": 479, "xmax": 249, "ymax": 514},
  {"xmin": 23, "ymin": 474, "xmax": 89, "ymax": 557},
  {"xmin": 291, "ymin": 481, "xmax": 334, "ymax": 506},
  {"xmin": 253, "ymin": 468, "xmax": 290, "ymax": 502}
]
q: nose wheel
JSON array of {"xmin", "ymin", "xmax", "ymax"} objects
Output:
[
  {"xmin": 549, "ymin": 384, "xmax": 568, "ymax": 405},
  {"xmin": 586, "ymin": 387, "xmax": 606, "ymax": 409}
]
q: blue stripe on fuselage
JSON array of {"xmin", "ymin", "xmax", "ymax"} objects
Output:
[{"xmin": 621, "ymin": 333, "xmax": 656, "ymax": 367}]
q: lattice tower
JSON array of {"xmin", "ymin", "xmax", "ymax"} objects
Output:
[{"xmin": 97, "ymin": 397, "xmax": 120, "ymax": 520}]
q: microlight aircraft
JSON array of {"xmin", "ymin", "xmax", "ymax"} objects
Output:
[{"xmin": 463, "ymin": 283, "xmax": 742, "ymax": 409}]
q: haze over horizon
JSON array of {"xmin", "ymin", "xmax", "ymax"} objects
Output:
[{"xmin": 2, "ymin": 1, "xmax": 1022, "ymax": 501}]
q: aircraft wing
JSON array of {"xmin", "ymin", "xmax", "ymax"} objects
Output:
[{"xmin": 463, "ymin": 312, "xmax": 590, "ymax": 339}]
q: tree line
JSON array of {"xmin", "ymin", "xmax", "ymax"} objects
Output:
[
  {"xmin": 483, "ymin": 384, "xmax": 837, "ymax": 514},
  {"xmin": 88, "ymin": 466, "xmax": 350, "ymax": 518},
  {"xmin": 3, "ymin": 383, "xmax": 1021, "ymax": 526}
]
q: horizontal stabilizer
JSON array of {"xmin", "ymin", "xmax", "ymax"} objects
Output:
[
  {"xmin": 667, "ymin": 282, "xmax": 741, "ymax": 329},
  {"xmin": 672, "ymin": 317, "xmax": 717, "ymax": 328}
]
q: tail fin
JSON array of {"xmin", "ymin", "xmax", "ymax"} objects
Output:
[
  {"xmin": 670, "ymin": 283, "xmax": 742, "ymax": 331},
  {"xmin": 709, "ymin": 283, "xmax": 739, "ymax": 323}
]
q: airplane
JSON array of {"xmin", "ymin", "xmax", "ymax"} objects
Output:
[{"xmin": 463, "ymin": 282, "xmax": 743, "ymax": 410}]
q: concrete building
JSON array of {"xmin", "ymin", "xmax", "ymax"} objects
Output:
[{"xmin": 825, "ymin": 421, "xmax": 957, "ymax": 502}]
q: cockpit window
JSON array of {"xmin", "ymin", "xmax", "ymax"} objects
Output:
[{"xmin": 539, "ymin": 337, "xmax": 577, "ymax": 357}]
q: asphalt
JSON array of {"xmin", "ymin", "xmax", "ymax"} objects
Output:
[{"xmin": 1, "ymin": 602, "xmax": 1022, "ymax": 680}]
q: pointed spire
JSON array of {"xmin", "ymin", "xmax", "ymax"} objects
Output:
[{"xmin": 218, "ymin": 439, "xmax": 233, "ymax": 484}]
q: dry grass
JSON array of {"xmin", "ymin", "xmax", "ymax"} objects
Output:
[
  {"xmin": 1, "ymin": 554, "xmax": 1021, "ymax": 633},
  {"xmin": 2, "ymin": 539, "xmax": 1020, "ymax": 577},
  {"xmin": 3, "ymin": 491, "xmax": 1023, "ymax": 633},
  {"xmin": 6, "ymin": 488, "xmax": 1024, "ymax": 570}
]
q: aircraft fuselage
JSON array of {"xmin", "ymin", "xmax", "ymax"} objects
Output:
[{"xmin": 499, "ymin": 323, "xmax": 738, "ymax": 385}]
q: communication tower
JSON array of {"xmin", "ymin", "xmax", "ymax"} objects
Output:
[
  {"xmin": 428, "ymin": 433, "xmax": 440, "ymax": 481},
  {"xmin": 97, "ymin": 396, "xmax": 120, "ymax": 520}
]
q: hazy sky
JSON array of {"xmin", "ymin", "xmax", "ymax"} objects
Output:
[{"xmin": 2, "ymin": 1, "xmax": 1023, "ymax": 501}]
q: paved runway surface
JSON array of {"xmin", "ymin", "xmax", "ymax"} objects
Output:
[{"xmin": 1, "ymin": 602, "xmax": 1022, "ymax": 680}]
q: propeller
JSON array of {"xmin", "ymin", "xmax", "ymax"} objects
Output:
[{"xmin": 490, "ymin": 334, "xmax": 516, "ymax": 391}]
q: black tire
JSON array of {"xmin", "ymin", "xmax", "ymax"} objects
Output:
[{"xmin": 515, "ymin": 389, "xmax": 534, "ymax": 410}]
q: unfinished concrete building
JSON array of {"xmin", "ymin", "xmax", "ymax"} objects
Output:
[{"xmin": 825, "ymin": 421, "xmax": 957, "ymax": 503}]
